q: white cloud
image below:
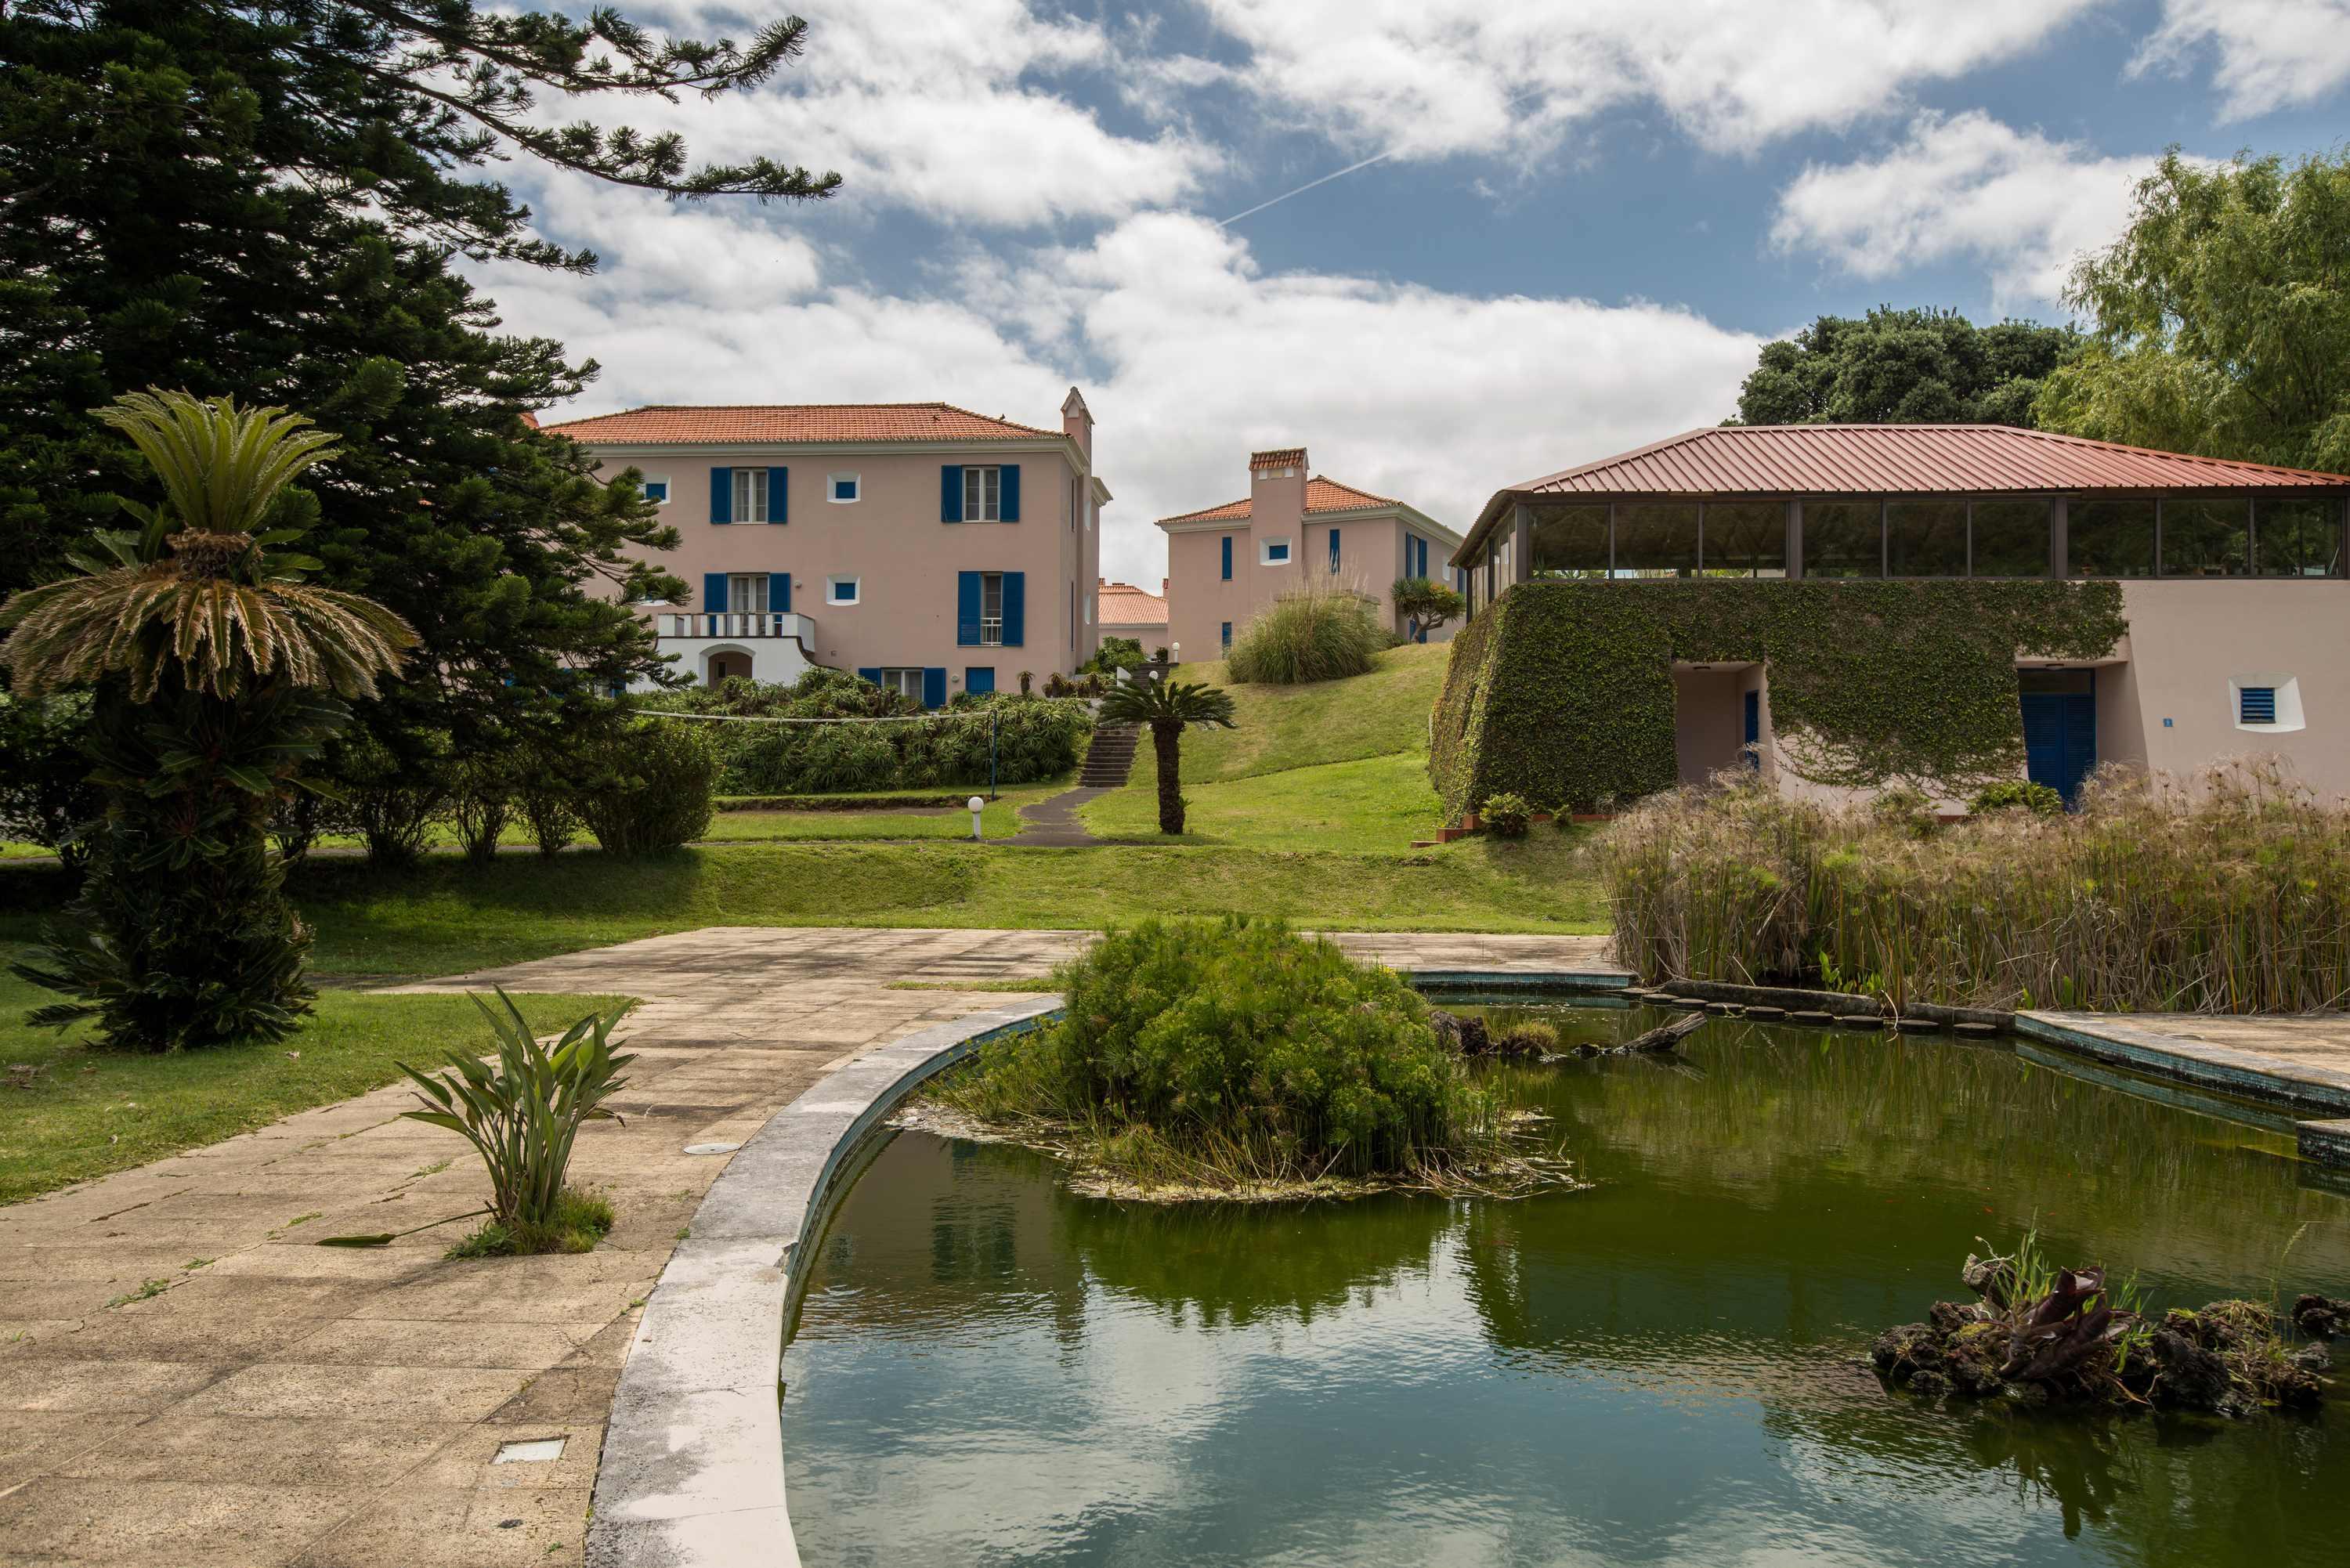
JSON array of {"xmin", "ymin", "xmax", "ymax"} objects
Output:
[
  {"xmin": 1769, "ymin": 111, "xmax": 2157, "ymax": 310},
  {"xmin": 2131, "ymin": 0, "xmax": 2350, "ymax": 120},
  {"xmin": 544, "ymin": 0, "xmax": 1220, "ymax": 227},
  {"xmin": 495, "ymin": 194, "xmax": 1760, "ymax": 585},
  {"xmin": 1195, "ymin": 0, "xmax": 2101, "ymax": 159}
]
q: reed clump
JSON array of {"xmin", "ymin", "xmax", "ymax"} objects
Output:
[
  {"xmin": 1603, "ymin": 759, "xmax": 2350, "ymax": 1013},
  {"xmin": 1225, "ymin": 584, "xmax": 1386, "ymax": 685},
  {"xmin": 928, "ymin": 917, "xmax": 1570, "ymax": 1200}
]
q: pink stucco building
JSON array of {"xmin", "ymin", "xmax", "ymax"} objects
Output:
[
  {"xmin": 1156, "ymin": 447, "xmax": 1465, "ymax": 663},
  {"xmin": 544, "ymin": 393, "xmax": 1108, "ymax": 703},
  {"xmin": 1448, "ymin": 423, "xmax": 2350, "ymax": 808}
]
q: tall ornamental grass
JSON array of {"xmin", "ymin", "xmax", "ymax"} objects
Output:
[
  {"xmin": 1225, "ymin": 585, "xmax": 1385, "ymax": 685},
  {"xmin": 1603, "ymin": 760, "xmax": 2350, "ymax": 1014}
]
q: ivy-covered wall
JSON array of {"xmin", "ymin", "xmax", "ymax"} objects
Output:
[{"xmin": 1428, "ymin": 580, "xmax": 2129, "ymax": 819}]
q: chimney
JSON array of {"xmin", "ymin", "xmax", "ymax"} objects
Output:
[
  {"xmin": 1061, "ymin": 387, "xmax": 1094, "ymax": 462},
  {"xmin": 1249, "ymin": 446, "xmax": 1307, "ymax": 559}
]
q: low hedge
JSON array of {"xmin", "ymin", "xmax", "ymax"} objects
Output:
[{"xmin": 1429, "ymin": 580, "xmax": 2127, "ymax": 820}]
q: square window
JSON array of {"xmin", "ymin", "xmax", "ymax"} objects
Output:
[
  {"xmin": 1970, "ymin": 500, "xmax": 2051, "ymax": 577},
  {"xmin": 2255, "ymin": 497, "xmax": 2345, "ymax": 577},
  {"xmin": 1801, "ymin": 500, "xmax": 1882, "ymax": 578},
  {"xmin": 2240, "ymin": 686, "xmax": 2276, "ymax": 724},
  {"xmin": 2067, "ymin": 498, "xmax": 2156, "ymax": 577},
  {"xmin": 641, "ymin": 477, "xmax": 671, "ymax": 504},
  {"xmin": 878, "ymin": 667, "xmax": 924, "ymax": 701},
  {"xmin": 1702, "ymin": 501, "xmax": 1786, "ymax": 577},
  {"xmin": 829, "ymin": 474, "xmax": 860, "ymax": 504},
  {"xmin": 1530, "ymin": 504, "xmax": 1608, "ymax": 578},
  {"xmin": 2161, "ymin": 497, "xmax": 2250, "ymax": 576},
  {"xmin": 827, "ymin": 576, "xmax": 860, "ymax": 605},
  {"xmin": 1261, "ymin": 538, "xmax": 1291, "ymax": 565},
  {"xmin": 1886, "ymin": 500, "xmax": 1967, "ymax": 577},
  {"xmin": 726, "ymin": 573, "xmax": 768, "ymax": 616},
  {"xmin": 963, "ymin": 465, "xmax": 1001, "ymax": 522}
]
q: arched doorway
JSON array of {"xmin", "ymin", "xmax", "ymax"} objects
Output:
[{"xmin": 705, "ymin": 649, "xmax": 754, "ymax": 685}]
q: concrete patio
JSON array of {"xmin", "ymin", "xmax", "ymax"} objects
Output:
[{"xmin": 0, "ymin": 926, "xmax": 1613, "ymax": 1566}]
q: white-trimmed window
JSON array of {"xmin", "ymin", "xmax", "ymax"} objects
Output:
[
  {"xmin": 829, "ymin": 473, "xmax": 860, "ymax": 504},
  {"xmin": 878, "ymin": 667, "xmax": 924, "ymax": 701},
  {"xmin": 963, "ymin": 465, "xmax": 1002, "ymax": 522},
  {"xmin": 827, "ymin": 576, "xmax": 861, "ymax": 606},
  {"xmin": 641, "ymin": 476, "xmax": 671, "ymax": 504},
  {"xmin": 727, "ymin": 573, "xmax": 768, "ymax": 616},
  {"xmin": 732, "ymin": 468, "xmax": 770, "ymax": 523},
  {"xmin": 1261, "ymin": 537, "xmax": 1292, "ymax": 565}
]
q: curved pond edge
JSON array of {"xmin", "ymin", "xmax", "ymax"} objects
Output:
[{"xmin": 585, "ymin": 995, "xmax": 1062, "ymax": 1568}]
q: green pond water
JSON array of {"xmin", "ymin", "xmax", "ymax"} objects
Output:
[{"xmin": 777, "ymin": 1002, "xmax": 2350, "ymax": 1566}]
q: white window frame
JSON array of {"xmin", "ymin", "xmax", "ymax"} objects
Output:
[
  {"xmin": 963, "ymin": 465, "xmax": 1002, "ymax": 522},
  {"xmin": 979, "ymin": 571, "xmax": 1005, "ymax": 647},
  {"xmin": 827, "ymin": 576, "xmax": 861, "ymax": 606},
  {"xmin": 828, "ymin": 472, "xmax": 861, "ymax": 504},
  {"xmin": 1260, "ymin": 537, "xmax": 1292, "ymax": 565},
  {"xmin": 641, "ymin": 475, "xmax": 671, "ymax": 504},
  {"xmin": 732, "ymin": 468, "xmax": 769, "ymax": 524},
  {"xmin": 2231, "ymin": 673, "xmax": 2305, "ymax": 733},
  {"xmin": 727, "ymin": 573, "xmax": 768, "ymax": 616},
  {"xmin": 878, "ymin": 667, "xmax": 924, "ymax": 701}
]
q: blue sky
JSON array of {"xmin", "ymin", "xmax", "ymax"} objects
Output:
[{"xmin": 487, "ymin": 1, "xmax": 2350, "ymax": 582}]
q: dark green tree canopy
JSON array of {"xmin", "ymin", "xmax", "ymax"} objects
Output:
[
  {"xmin": 0, "ymin": 0, "xmax": 836, "ymax": 764},
  {"xmin": 1732, "ymin": 307, "xmax": 2081, "ymax": 428},
  {"xmin": 2034, "ymin": 148, "xmax": 2350, "ymax": 474}
]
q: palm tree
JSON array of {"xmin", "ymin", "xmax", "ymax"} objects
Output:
[
  {"xmin": 1099, "ymin": 675, "xmax": 1237, "ymax": 834},
  {"xmin": 1, "ymin": 391, "xmax": 416, "ymax": 1050}
]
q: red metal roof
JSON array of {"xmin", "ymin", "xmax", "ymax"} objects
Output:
[
  {"xmin": 540, "ymin": 402, "xmax": 1059, "ymax": 445},
  {"xmin": 1159, "ymin": 475, "xmax": 1402, "ymax": 525},
  {"xmin": 1510, "ymin": 424, "xmax": 2350, "ymax": 498}
]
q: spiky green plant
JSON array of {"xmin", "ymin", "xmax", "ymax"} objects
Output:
[
  {"xmin": 399, "ymin": 989, "xmax": 635, "ymax": 1251},
  {"xmin": 1098, "ymin": 675, "xmax": 1237, "ymax": 833},
  {"xmin": 1, "ymin": 391, "xmax": 416, "ymax": 1051}
]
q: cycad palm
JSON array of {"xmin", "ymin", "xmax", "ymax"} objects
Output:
[
  {"xmin": 1098, "ymin": 676, "xmax": 1238, "ymax": 834},
  {"xmin": 2, "ymin": 391, "xmax": 417, "ymax": 1052}
]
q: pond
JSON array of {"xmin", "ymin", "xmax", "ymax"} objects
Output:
[{"xmin": 777, "ymin": 999, "xmax": 2350, "ymax": 1566}]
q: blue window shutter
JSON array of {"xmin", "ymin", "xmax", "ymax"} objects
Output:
[
  {"xmin": 942, "ymin": 466, "xmax": 964, "ymax": 522},
  {"xmin": 1221, "ymin": 535, "xmax": 1233, "ymax": 580},
  {"xmin": 702, "ymin": 573, "xmax": 728, "ymax": 613},
  {"xmin": 1000, "ymin": 464, "xmax": 1021, "ymax": 522},
  {"xmin": 710, "ymin": 468, "xmax": 732, "ymax": 524},
  {"xmin": 965, "ymin": 667, "xmax": 996, "ymax": 695},
  {"xmin": 857, "ymin": 667, "xmax": 882, "ymax": 687},
  {"xmin": 767, "ymin": 572, "xmax": 790, "ymax": 613},
  {"xmin": 1002, "ymin": 571, "xmax": 1025, "ymax": 646},
  {"xmin": 922, "ymin": 667, "xmax": 946, "ymax": 710},
  {"xmin": 1329, "ymin": 527, "xmax": 1341, "ymax": 572},
  {"xmin": 766, "ymin": 468, "xmax": 787, "ymax": 523},
  {"xmin": 956, "ymin": 572, "xmax": 982, "ymax": 646}
]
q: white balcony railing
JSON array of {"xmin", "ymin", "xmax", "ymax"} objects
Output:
[{"xmin": 657, "ymin": 612, "xmax": 813, "ymax": 641}]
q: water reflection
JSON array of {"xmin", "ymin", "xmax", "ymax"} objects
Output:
[{"xmin": 780, "ymin": 1006, "xmax": 2350, "ymax": 1567}]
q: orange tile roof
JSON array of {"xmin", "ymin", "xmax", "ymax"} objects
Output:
[
  {"xmin": 1249, "ymin": 447, "xmax": 1307, "ymax": 469},
  {"xmin": 1097, "ymin": 580, "xmax": 1168, "ymax": 627},
  {"xmin": 540, "ymin": 402, "xmax": 1060, "ymax": 445},
  {"xmin": 1159, "ymin": 475, "xmax": 1402, "ymax": 525}
]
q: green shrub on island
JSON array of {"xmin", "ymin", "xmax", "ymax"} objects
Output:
[
  {"xmin": 1226, "ymin": 586, "xmax": 1385, "ymax": 685},
  {"xmin": 1605, "ymin": 760, "xmax": 2350, "ymax": 1013},
  {"xmin": 933, "ymin": 918, "xmax": 1534, "ymax": 1196}
]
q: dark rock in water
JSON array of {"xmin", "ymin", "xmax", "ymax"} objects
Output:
[
  {"xmin": 1952, "ymin": 1021, "xmax": 2001, "ymax": 1038},
  {"xmin": 2295, "ymin": 1292, "xmax": 2350, "ymax": 1339},
  {"xmin": 1929, "ymin": 1299, "xmax": 1987, "ymax": 1335},
  {"xmin": 1871, "ymin": 1322, "xmax": 1940, "ymax": 1381},
  {"xmin": 1745, "ymin": 1005, "xmax": 1787, "ymax": 1021},
  {"xmin": 1961, "ymin": 1252, "xmax": 2017, "ymax": 1310},
  {"xmin": 1835, "ymin": 1013, "xmax": 1884, "ymax": 1031},
  {"xmin": 1944, "ymin": 1323, "xmax": 2012, "ymax": 1396},
  {"xmin": 1790, "ymin": 1010, "xmax": 1835, "ymax": 1026},
  {"xmin": 1570, "ymin": 1042, "xmax": 1603, "ymax": 1058},
  {"xmin": 1906, "ymin": 1368, "xmax": 1952, "ymax": 1397},
  {"xmin": 1430, "ymin": 1010, "xmax": 1491, "ymax": 1057},
  {"xmin": 2149, "ymin": 1328, "xmax": 2234, "ymax": 1412}
]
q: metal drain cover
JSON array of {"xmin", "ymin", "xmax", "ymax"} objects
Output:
[{"xmin": 684, "ymin": 1141, "xmax": 743, "ymax": 1156}]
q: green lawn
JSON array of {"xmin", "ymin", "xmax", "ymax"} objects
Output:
[
  {"xmin": 1155, "ymin": 644, "xmax": 1451, "ymax": 783},
  {"xmin": 0, "ymin": 956, "xmax": 625, "ymax": 1204},
  {"xmin": 1086, "ymin": 752, "xmax": 1455, "ymax": 851}
]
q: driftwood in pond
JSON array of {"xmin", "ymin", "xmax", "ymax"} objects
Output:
[
  {"xmin": 1429, "ymin": 1008, "xmax": 1705, "ymax": 1061},
  {"xmin": 1566, "ymin": 1009, "xmax": 1709, "ymax": 1059}
]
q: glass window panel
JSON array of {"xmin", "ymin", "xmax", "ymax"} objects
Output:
[
  {"xmin": 1969, "ymin": 500, "xmax": 2050, "ymax": 577},
  {"xmin": 2160, "ymin": 497, "xmax": 2250, "ymax": 576},
  {"xmin": 2066, "ymin": 498, "xmax": 2157, "ymax": 578},
  {"xmin": 1886, "ymin": 500, "xmax": 1967, "ymax": 576},
  {"xmin": 1701, "ymin": 502, "xmax": 1785, "ymax": 577},
  {"xmin": 1614, "ymin": 504, "xmax": 1699, "ymax": 577},
  {"xmin": 2255, "ymin": 497, "xmax": 2345, "ymax": 577},
  {"xmin": 1799, "ymin": 500, "xmax": 1881, "ymax": 577},
  {"xmin": 1528, "ymin": 504, "xmax": 1610, "ymax": 577}
]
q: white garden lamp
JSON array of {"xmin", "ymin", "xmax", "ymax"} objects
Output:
[{"xmin": 969, "ymin": 795, "xmax": 985, "ymax": 840}]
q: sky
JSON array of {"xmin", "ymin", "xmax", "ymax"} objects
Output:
[{"xmin": 483, "ymin": 0, "xmax": 2350, "ymax": 585}]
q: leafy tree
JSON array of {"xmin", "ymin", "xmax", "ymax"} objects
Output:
[
  {"xmin": 2034, "ymin": 149, "xmax": 2350, "ymax": 474},
  {"xmin": 1, "ymin": 392, "xmax": 414, "ymax": 1051},
  {"xmin": 1733, "ymin": 307, "xmax": 2080, "ymax": 428},
  {"xmin": 1080, "ymin": 635, "xmax": 1148, "ymax": 675},
  {"xmin": 1098, "ymin": 677, "xmax": 1238, "ymax": 835},
  {"xmin": 0, "ymin": 1, "xmax": 837, "ymax": 801},
  {"xmin": 1391, "ymin": 577, "xmax": 1465, "ymax": 641},
  {"xmin": 0, "ymin": 689, "xmax": 99, "ymax": 870}
]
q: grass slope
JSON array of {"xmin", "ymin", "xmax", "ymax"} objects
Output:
[
  {"xmin": 0, "ymin": 959, "xmax": 625, "ymax": 1204},
  {"xmin": 1152, "ymin": 644, "xmax": 1452, "ymax": 783}
]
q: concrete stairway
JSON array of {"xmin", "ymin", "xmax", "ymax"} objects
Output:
[{"xmin": 1079, "ymin": 722, "xmax": 1141, "ymax": 786}]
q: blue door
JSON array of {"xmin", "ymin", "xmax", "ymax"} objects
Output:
[
  {"xmin": 2020, "ymin": 690, "xmax": 2097, "ymax": 805},
  {"xmin": 1743, "ymin": 689, "xmax": 1760, "ymax": 769}
]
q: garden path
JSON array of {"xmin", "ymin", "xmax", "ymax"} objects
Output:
[{"xmin": 0, "ymin": 925, "xmax": 1614, "ymax": 1566}]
